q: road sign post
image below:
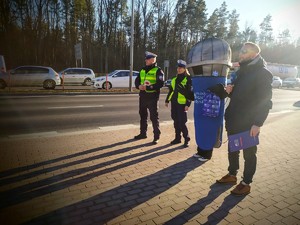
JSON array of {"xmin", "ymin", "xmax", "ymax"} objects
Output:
[
  {"xmin": 164, "ymin": 60, "xmax": 169, "ymax": 80},
  {"xmin": 74, "ymin": 43, "xmax": 82, "ymax": 67}
]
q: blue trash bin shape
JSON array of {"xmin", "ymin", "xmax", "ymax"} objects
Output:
[{"xmin": 187, "ymin": 37, "xmax": 232, "ymax": 150}]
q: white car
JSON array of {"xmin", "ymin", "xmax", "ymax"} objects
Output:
[
  {"xmin": 92, "ymin": 70, "xmax": 140, "ymax": 89},
  {"xmin": 59, "ymin": 68, "xmax": 95, "ymax": 85},
  {"xmin": 271, "ymin": 76, "xmax": 282, "ymax": 88},
  {"xmin": 0, "ymin": 65, "xmax": 61, "ymax": 89},
  {"xmin": 282, "ymin": 77, "xmax": 300, "ymax": 88}
]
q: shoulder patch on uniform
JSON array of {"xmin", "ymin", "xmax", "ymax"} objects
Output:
[{"xmin": 159, "ymin": 75, "xmax": 163, "ymax": 80}]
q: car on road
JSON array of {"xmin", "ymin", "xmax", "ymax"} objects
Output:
[
  {"xmin": 271, "ymin": 76, "xmax": 282, "ymax": 88},
  {"xmin": 92, "ymin": 70, "xmax": 140, "ymax": 89},
  {"xmin": 282, "ymin": 77, "xmax": 300, "ymax": 88},
  {"xmin": 0, "ymin": 65, "xmax": 61, "ymax": 89},
  {"xmin": 58, "ymin": 67, "xmax": 95, "ymax": 85}
]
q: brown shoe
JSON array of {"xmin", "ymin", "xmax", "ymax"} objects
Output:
[
  {"xmin": 231, "ymin": 182, "xmax": 251, "ymax": 196},
  {"xmin": 216, "ymin": 174, "xmax": 237, "ymax": 184}
]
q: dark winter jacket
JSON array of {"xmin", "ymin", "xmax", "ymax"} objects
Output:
[{"xmin": 225, "ymin": 55, "xmax": 273, "ymax": 134}]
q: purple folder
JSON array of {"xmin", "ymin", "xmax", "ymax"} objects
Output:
[{"xmin": 228, "ymin": 130, "xmax": 259, "ymax": 152}]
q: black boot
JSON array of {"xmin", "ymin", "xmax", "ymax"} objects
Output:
[
  {"xmin": 170, "ymin": 139, "xmax": 181, "ymax": 145},
  {"xmin": 183, "ymin": 137, "xmax": 190, "ymax": 147},
  {"xmin": 134, "ymin": 134, "xmax": 147, "ymax": 139},
  {"xmin": 171, "ymin": 133, "xmax": 181, "ymax": 145},
  {"xmin": 152, "ymin": 135, "xmax": 160, "ymax": 144}
]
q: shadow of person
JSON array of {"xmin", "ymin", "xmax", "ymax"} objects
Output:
[
  {"xmin": 0, "ymin": 143, "xmax": 173, "ymax": 209},
  {"xmin": 23, "ymin": 157, "xmax": 204, "ymax": 225},
  {"xmin": 204, "ymin": 193, "xmax": 246, "ymax": 224},
  {"xmin": 0, "ymin": 138, "xmax": 137, "ymax": 180},
  {"xmin": 165, "ymin": 183, "xmax": 243, "ymax": 225}
]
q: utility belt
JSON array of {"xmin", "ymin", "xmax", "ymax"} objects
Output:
[{"xmin": 139, "ymin": 90, "xmax": 160, "ymax": 98}]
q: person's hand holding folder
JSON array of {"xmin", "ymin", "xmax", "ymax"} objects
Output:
[{"xmin": 250, "ymin": 125, "xmax": 260, "ymax": 137}]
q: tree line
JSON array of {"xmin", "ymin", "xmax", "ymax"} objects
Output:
[{"xmin": 0, "ymin": 0, "xmax": 299, "ymax": 75}]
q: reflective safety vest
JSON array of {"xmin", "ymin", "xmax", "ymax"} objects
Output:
[
  {"xmin": 140, "ymin": 67, "xmax": 159, "ymax": 93},
  {"xmin": 168, "ymin": 76, "xmax": 187, "ymax": 104}
]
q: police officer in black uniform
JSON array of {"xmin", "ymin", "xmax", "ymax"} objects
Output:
[
  {"xmin": 165, "ymin": 60, "xmax": 192, "ymax": 147},
  {"xmin": 134, "ymin": 51, "xmax": 164, "ymax": 144}
]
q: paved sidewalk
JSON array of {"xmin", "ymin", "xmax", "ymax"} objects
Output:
[{"xmin": 0, "ymin": 111, "xmax": 300, "ymax": 225}]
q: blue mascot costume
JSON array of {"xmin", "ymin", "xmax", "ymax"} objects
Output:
[{"xmin": 186, "ymin": 38, "xmax": 232, "ymax": 161}]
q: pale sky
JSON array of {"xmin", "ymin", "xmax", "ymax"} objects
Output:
[{"xmin": 205, "ymin": 0, "xmax": 300, "ymax": 40}]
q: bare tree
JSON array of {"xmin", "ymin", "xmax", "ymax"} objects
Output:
[
  {"xmin": 259, "ymin": 14, "xmax": 273, "ymax": 46},
  {"xmin": 0, "ymin": 0, "xmax": 299, "ymax": 73},
  {"xmin": 226, "ymin": 9, "xmax": 239, "ymax": 45}
]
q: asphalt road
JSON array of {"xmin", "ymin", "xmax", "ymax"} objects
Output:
[{"xmin": 0, "ymin": 89, "xmax": 299, "ymax": 137}]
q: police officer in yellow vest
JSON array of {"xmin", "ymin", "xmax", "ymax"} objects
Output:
[
  {"xmin": 165, "ymin": 60, "xmax": 193, "ymax": 147},
  {"xmin": 134, "ymin": 51, "xmax": 164, "ymax": 144}
]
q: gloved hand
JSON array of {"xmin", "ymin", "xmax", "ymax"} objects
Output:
[
  {"xmin": 207, "ymin": 83, "xmax": 227, "ymax": 99},
  {"xmin": 176, "ymin": 83, "xmax": 194, "ymax": 101}
]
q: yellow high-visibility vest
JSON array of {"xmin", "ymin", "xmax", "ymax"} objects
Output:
[
  {"xmin": 140, "ymin": 67, "xmax": 159, "ymax": 93},
  {"xmin": 168, "ymin": 76, "xmax": 187, "ymax": 104}
]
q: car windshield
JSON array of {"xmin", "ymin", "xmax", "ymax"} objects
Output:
[
  {"xmin": 108, "ymin": 71, "xmax": 118, "ymax": 76},
  {"xmin": 108, "ymin": 70, "xmax": 138, "ymax": 77}
]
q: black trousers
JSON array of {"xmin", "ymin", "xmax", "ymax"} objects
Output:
[
  {"xmin": 139, "ymin": 96, "xmax": 160, "ymax": 138},
  {"xmin": 228, "ymin": 145, "xmax": 257, "ymax": 184},
  {"xmin": 171, "ymin": 102, "xmax": 189, "ymax": 140}
]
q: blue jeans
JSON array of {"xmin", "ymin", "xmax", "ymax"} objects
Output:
[{"xmin": 228, "ymin": 145, "xmax": 257, "ymax": 184}]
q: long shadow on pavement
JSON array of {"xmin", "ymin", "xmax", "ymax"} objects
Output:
[
  {"xmin": 204, "ymin": 194, "xmax": 246, "ymax": 224},
  {"xmin": 21, "ymin": 157, "xmax": 204, "ymax": 225},
  {"xmin": 165, "ymin": 183, "xmax": 245, "ymax": 224},
  {"xmin": 0, "ymin": 141, "xmax": 181, "ymax": 209},
  {"xmin": 0, "ymin": 139, "xmax": 150, "ymax": 186},
  {"xmin": 0, "ymin": 138, "xmax": 137, "ymax": 180}
]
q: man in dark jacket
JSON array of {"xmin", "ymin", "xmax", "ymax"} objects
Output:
[
  {"xmin": 134, "ymin": 51, "xmax": 164, "ymax": 144},
  {"xmin": 216, "ymin": 42, "xmax": 273, "ymax": 196}
]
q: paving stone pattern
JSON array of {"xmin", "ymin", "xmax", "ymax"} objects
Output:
[{"xmin": 0, "ymin": 111, "xmax": 299, "ymax": 225}]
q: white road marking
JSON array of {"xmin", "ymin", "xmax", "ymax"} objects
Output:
[
  {"xmin": 47, "ymin": 105, "xmax": 104, "ymax": 109},
  {"xmin": 269, "ymin": 110, "xmax": 297, "ymax": 115},
  {"xmin": 4, "ymin": 110, "xmax": 299, "ymax": 140},
  {"xmin": 4, "ymin": 121, "xmax": 185, "ymax": 140},
  {"xmin": 99, "ymin": 124, "xmax": 138, "ymax": 131},
  {"xmin": 9, "ymin": 131, "xmax": 58, "ymax": 139}
]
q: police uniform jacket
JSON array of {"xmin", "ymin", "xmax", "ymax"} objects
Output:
[
  {"xmin": 165, "ymin": 73, "xmax": 192, "ymax": 107},
  {"xmin": 135, "ymin": 63, "xmax": 164, "ymax": 98}
]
